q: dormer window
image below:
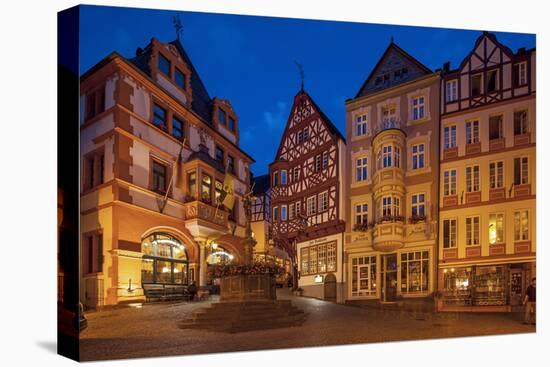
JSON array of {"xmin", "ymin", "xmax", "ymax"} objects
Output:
[
  {"xmin": 218, "ymin": 109, "xmax": 226, "ymax": 125},
  {"xmin": 175, "ymin": 67, "xmax": 186, "ymax": 90},
  {"xmin": 487, "ymin": 69, "xmax": 499, "ymax": 93},
  {"xmin": 228, "ymin": 116, "xmax": 235, "ymax": 131},
  {"xmin": 158, "ymin": 53, "xmax": 171, "ymax": 77},
  {"xmin": 471, "ymin": 73, "xmax": 483, "ymax": 97}
]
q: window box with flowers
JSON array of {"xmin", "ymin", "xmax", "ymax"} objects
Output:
[
  {"xmin": 408, "ymin": 214, "xmax": 427, "ymax": 224},
  {"xmin": 353, "ymin": 223, "xmax": 370, "ymax": 232},
  {"xmin": 378, "ymin": 215, "xmax": 405, "ymax": 224}
]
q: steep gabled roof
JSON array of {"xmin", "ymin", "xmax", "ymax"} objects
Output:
[
  {"xmin": 129, "ymin": 38, "xmax": 214, "ymax": 124},
  {"xmin": 355, "ymin": 41, "xmax": 432, "ymax": 98},
  {"xmin": 304, "ymin": 90, "xmax": 346, "ymax": 143}
]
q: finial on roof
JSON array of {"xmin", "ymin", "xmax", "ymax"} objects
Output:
[
  {"xmin": 390, "ymin": 35, "xmax": 394, "ymax": 44},
  {"xmin": 294, "ymin": 61, "xmax": 305, "ymax": 92},
  {"xmin": 172, "ymin": 15, "xmax": 183, "ymax": 40}
]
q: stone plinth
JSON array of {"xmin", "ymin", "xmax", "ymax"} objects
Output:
[{"xmin": 219, "ymin": 274, "xmax": 276, "ymax": 302}]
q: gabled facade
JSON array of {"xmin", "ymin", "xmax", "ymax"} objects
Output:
[
  {"xmin": 437, "ymin": 32, "xmax": 536, "ymax": 312},
  {"xmin": 345, "ymin": 42, "xmax": 440, "ymax": 303},
  {"xmin": 79, "ymin": 37, "xmax": 254, "ymax": 307},
  {"xmin": 269, "ymin": 90, "xmax": 346, "ymax": 301}
]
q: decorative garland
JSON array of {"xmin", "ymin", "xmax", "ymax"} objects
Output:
[{"xmin": 208, "ymin": 262, "xmax": 286, "ymax": 278}]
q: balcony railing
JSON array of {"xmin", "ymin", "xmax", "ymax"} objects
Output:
[
  {"xmin": 372, "ymin": 118, "xmax": 404, "ymax": 136},
  {"xmin": 183, "ymin": 200, "xmax": 228, "ymax": 228}
]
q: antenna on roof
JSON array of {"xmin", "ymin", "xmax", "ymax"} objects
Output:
[
  {"xmin": 294, "ymin": 61, "xmax": 305, "ymax": 91},
  {"xmin": 172, "ymin": 15, "xmax": 183, "ymax": 40}
]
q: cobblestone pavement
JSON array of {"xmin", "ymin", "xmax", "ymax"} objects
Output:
[{"xmin": 80, "ymin": 289, "xmax": 535, "ymax": 361}]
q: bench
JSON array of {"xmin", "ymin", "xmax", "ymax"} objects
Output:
[{"xmin": 142, "ymin": 283, "xmax": 191, "ymax": 302}]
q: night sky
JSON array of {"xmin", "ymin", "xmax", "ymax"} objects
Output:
[{"xmin": 79, "ymin": 5, "xmax": 535, "ymax": 176}]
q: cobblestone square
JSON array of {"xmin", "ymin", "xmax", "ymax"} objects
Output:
[{"xmin": 80, "ymin": 290, "xmax": 535, "ymax": 361}]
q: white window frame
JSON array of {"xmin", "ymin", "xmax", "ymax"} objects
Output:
[
  {"xmin": 446, "ymin": 79, "xmax": 458, "ymax": 102},
  {"xmin": 444, "ymin": 125, "xmax": 457, "ymax": 149},
  {"xmin": 443, "ymin": 169, "xmax": 457, "ymax": 196},
  {"xmin": 411, "ymin": 193, "xmax": 426, "ymax": 218},
  {"xmin": 466, "ymin": 216, "xmax": 480, "ymax": 246},
  {"xmin": 489, "ymin": 161, "xmax": 504, "ymax": 189},
  {"xmin": 356, "ymin": 157, "xmax": 368, "ymax": 182},
  {"xmin": 412, "ymin": 96, "xmax": 425, "ymax": 120},
  {"xmin": 514, "ymin": 210, "xmax": 529, "ymax": 241},
  {"xmin": 466, "ymin": 120, "xmax": 480, "ymax": 144},
  {"xmin": 412, "ymin": 143, "xmax": 425, "ymax": 170},
  {"xmin": 318, "ymin": 191, "xmax": 329, "ymax": 212},
  {"xmin": 356, "ymin": 113, "xmax": 368, "ymax": 136},
  {"xmin": 443, "ymin": 219, "xmax": 457, "ymax": 249},
  {"xmin": 281, "ymin": 205, "xmax": 287, "ymax": 221},
  {"xmin": 514, "ymin": 156, "xmax": 529, "ymax": 185},
  {"xmin": 306, "ymin": 196, "xmax": 316, "ymax": 216},
  {"xmin": 466, "ymin": 165, "xmax": 480, "ymax": 192},
  {"xmin": 355, "ymin": 203, "xmax": 368, "ymax": 225},
  {"xmin": 489, "ymin": 213, "xmax": 505, "ymax": 245}
]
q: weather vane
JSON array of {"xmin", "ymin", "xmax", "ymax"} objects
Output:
[
  {"xmin": 295, "ymin": 61, "xmax": 305, "ymax": 91},
  {"xmin": 172, "ymin": 15, "xmax": 183, "ymax": 40}
]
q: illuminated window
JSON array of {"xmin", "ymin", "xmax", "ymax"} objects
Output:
[
  {"xmin": 514, "ymin": 210, "xmax": 529, "ymax": 241},
  {"xmin": 489, "ymin": 213, "xmax": 504, "ymax": 245},
  {"xmin": 401, "ymin": 251, "xmax": 429, "ymax": 294},
  {"xmin": 351, "ymin": 255, "xmax": 377, "ymax": 296},
  {"xmin": 141, "ymin": 232, "xmax": 189, "ymax": 285},
  {"xmin": 489, "ymin": 161, "xmax": 504, "ymax": 189}
]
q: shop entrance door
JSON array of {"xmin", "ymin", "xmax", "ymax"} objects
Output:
[
  {"xmin": 382, "ymin": 254, "xmax": 398, "ymax": 302},
  {"xmin": 510, "ymin": 269, "xmax": 525, "ymax": 306}
]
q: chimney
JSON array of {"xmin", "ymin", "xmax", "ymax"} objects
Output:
[
  {"xmin": 135, "ymin": 47, "xmax": 143, "ymax": 56},
  {"xmin": 443, "ymin": 62, "xmax": 450, "ymax": 73}
]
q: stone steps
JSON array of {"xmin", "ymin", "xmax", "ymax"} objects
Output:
[{"xmin": 178, "ymin": 300, "xmax": 306, "ymax": 333}]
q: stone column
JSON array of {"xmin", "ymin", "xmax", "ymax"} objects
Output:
[{"xmin": 198, "ymin": 242, "xmax": 207, "ymax": 288}]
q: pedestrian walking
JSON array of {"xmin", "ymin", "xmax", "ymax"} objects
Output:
[
  {"xmin": 188, "ymin": 281, "xmax": 197, "ymax": 302},
  {"xmin": 523, "ymin": 277, "xmax": 536, "ymax": 325}
]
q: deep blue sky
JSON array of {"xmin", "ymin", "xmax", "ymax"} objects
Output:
[{"xmin": 80, "ymin": 5, "xmax": 535, "ymax": 176}]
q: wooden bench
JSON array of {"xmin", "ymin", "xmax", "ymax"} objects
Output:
[{"xmin": 142, "ymin": 284, "xmax": 191, "ymax": 302}]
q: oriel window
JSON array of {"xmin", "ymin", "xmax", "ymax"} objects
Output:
[{"xmin": 174, "ymin": 67, "xmax": 186, "ymax": 89}]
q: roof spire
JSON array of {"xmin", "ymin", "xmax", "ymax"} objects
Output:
[
  {"xmin": 294, "ymin": 61, "xmax": 305, "ymax": 92},
  {"xmin": 172, "ymin": 15, "xmax": 183, "ymax": 40},
  {"xmin": 390, "ymin": 35, "xmax": 394, "ymax": 44}
]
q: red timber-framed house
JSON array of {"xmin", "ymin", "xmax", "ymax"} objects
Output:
[
  {"xmin": 437, "ymin": 32, "xmax": 536, "ymax": 312},
  {"xmin": 269, "ymin": 89, "xmax": 346, "ymax": 302},
  {"xmin": 79, "ymin": 36, "xmax": 255, "ymax": 307}
]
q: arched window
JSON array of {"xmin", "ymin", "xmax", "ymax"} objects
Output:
[
  {"xmin": 141, "ymin": 233, "xmax": 189, "ymax": 285},
  {"xmin": 206, "ymin": 244, "xmax": 234, "ymax": 266}
]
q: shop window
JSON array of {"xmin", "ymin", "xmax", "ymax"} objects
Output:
[
  {"xmin": 442, "ymin": 267, "xmax": 472, "ymax": 305},
  {"xmin": 473, "ymin": 266, "xmax": 506, "ymax": 306},
  {"xmin": 300, "ymin": 242, "xmax": 336, "ymax": 275},
  {"xmin": 141, "ymin": 233, "xmax": 189, "ymax": 285},
  {"xmin": 351, "ymin": 256, "xmax": 377, "ymax": 296},
  {"xmin": 400, "ymin": 251, "xmax": 429, "ymax": 294}
]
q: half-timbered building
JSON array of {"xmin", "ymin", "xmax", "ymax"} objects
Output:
[
  {"xmin": 437, "ymin": 32, "xmax": 536, "ymax": 312},
  {"xmin": 345, "ymin": 41, "xmax": 440, "ymax": 304},
  {"xmin": 270, "ymin": 89, "xmax": 346, "ymax": 301}
]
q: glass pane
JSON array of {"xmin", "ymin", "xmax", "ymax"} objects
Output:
[
  {"xmin": 156, "ymin": 260, "xmax": 172, "ymax": 283},
  {"xmin": 141, "ymin": 259, "xmax": 154, "ymax": 283}
]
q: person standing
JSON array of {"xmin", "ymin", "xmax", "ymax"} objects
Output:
[
  {"xmin": 188, "ymin": 281, "xmax": 197, "ymax": 302},
  {"xmin": 523, "ymin": 277, "xmax": 536, "ymax": 325}
]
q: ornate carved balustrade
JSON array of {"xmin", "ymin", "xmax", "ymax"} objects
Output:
[{"xmin": 183, "ymin": 200, "xmax": 229, "ymax": 238}]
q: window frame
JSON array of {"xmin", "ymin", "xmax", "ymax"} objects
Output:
[
  {"xmin": 355, "ymin": 113, "xmax": 368, "ymax": 136},
  {"xmin": 444, "ymin": 125, "xmax": 457, "ymax": 149},
  {"xmin": 466, "ymin": 120, "xmax": 480, "ymax": 144},
  {"xmin": 466, "ymin": 216, "xmax": 480, "ymax": 246},
  {"xmin": 446, "ymin": 79, "xmax": 458, "ymax": 102},
  {"xmin": 412, "ymin": 143, "xmax": 425, "ymax": 170},
  {"xmin": 489, "ymin": 161, "xmax": 504, "ymax": 189},
  {"xmin": 412, "ymin": 95, "xmax": 425, "ymax": 121},
  {"xmin": 443, "ymin": 169, "xmax": 457, "ymax": 196},
  {"xmin": 355, "ymin": 157, "xmax": 368, "ymax": 182},
  {"xmin": 443, "ymin": 219, "xmax": 457, "ymax": 249},
  {"xmin": 489, "ymin": 212, "xmax": 505, "ymax": 245},
  {"xmin": 466, "ymin": 165, "xmax": 480, "ymax": 193}
]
